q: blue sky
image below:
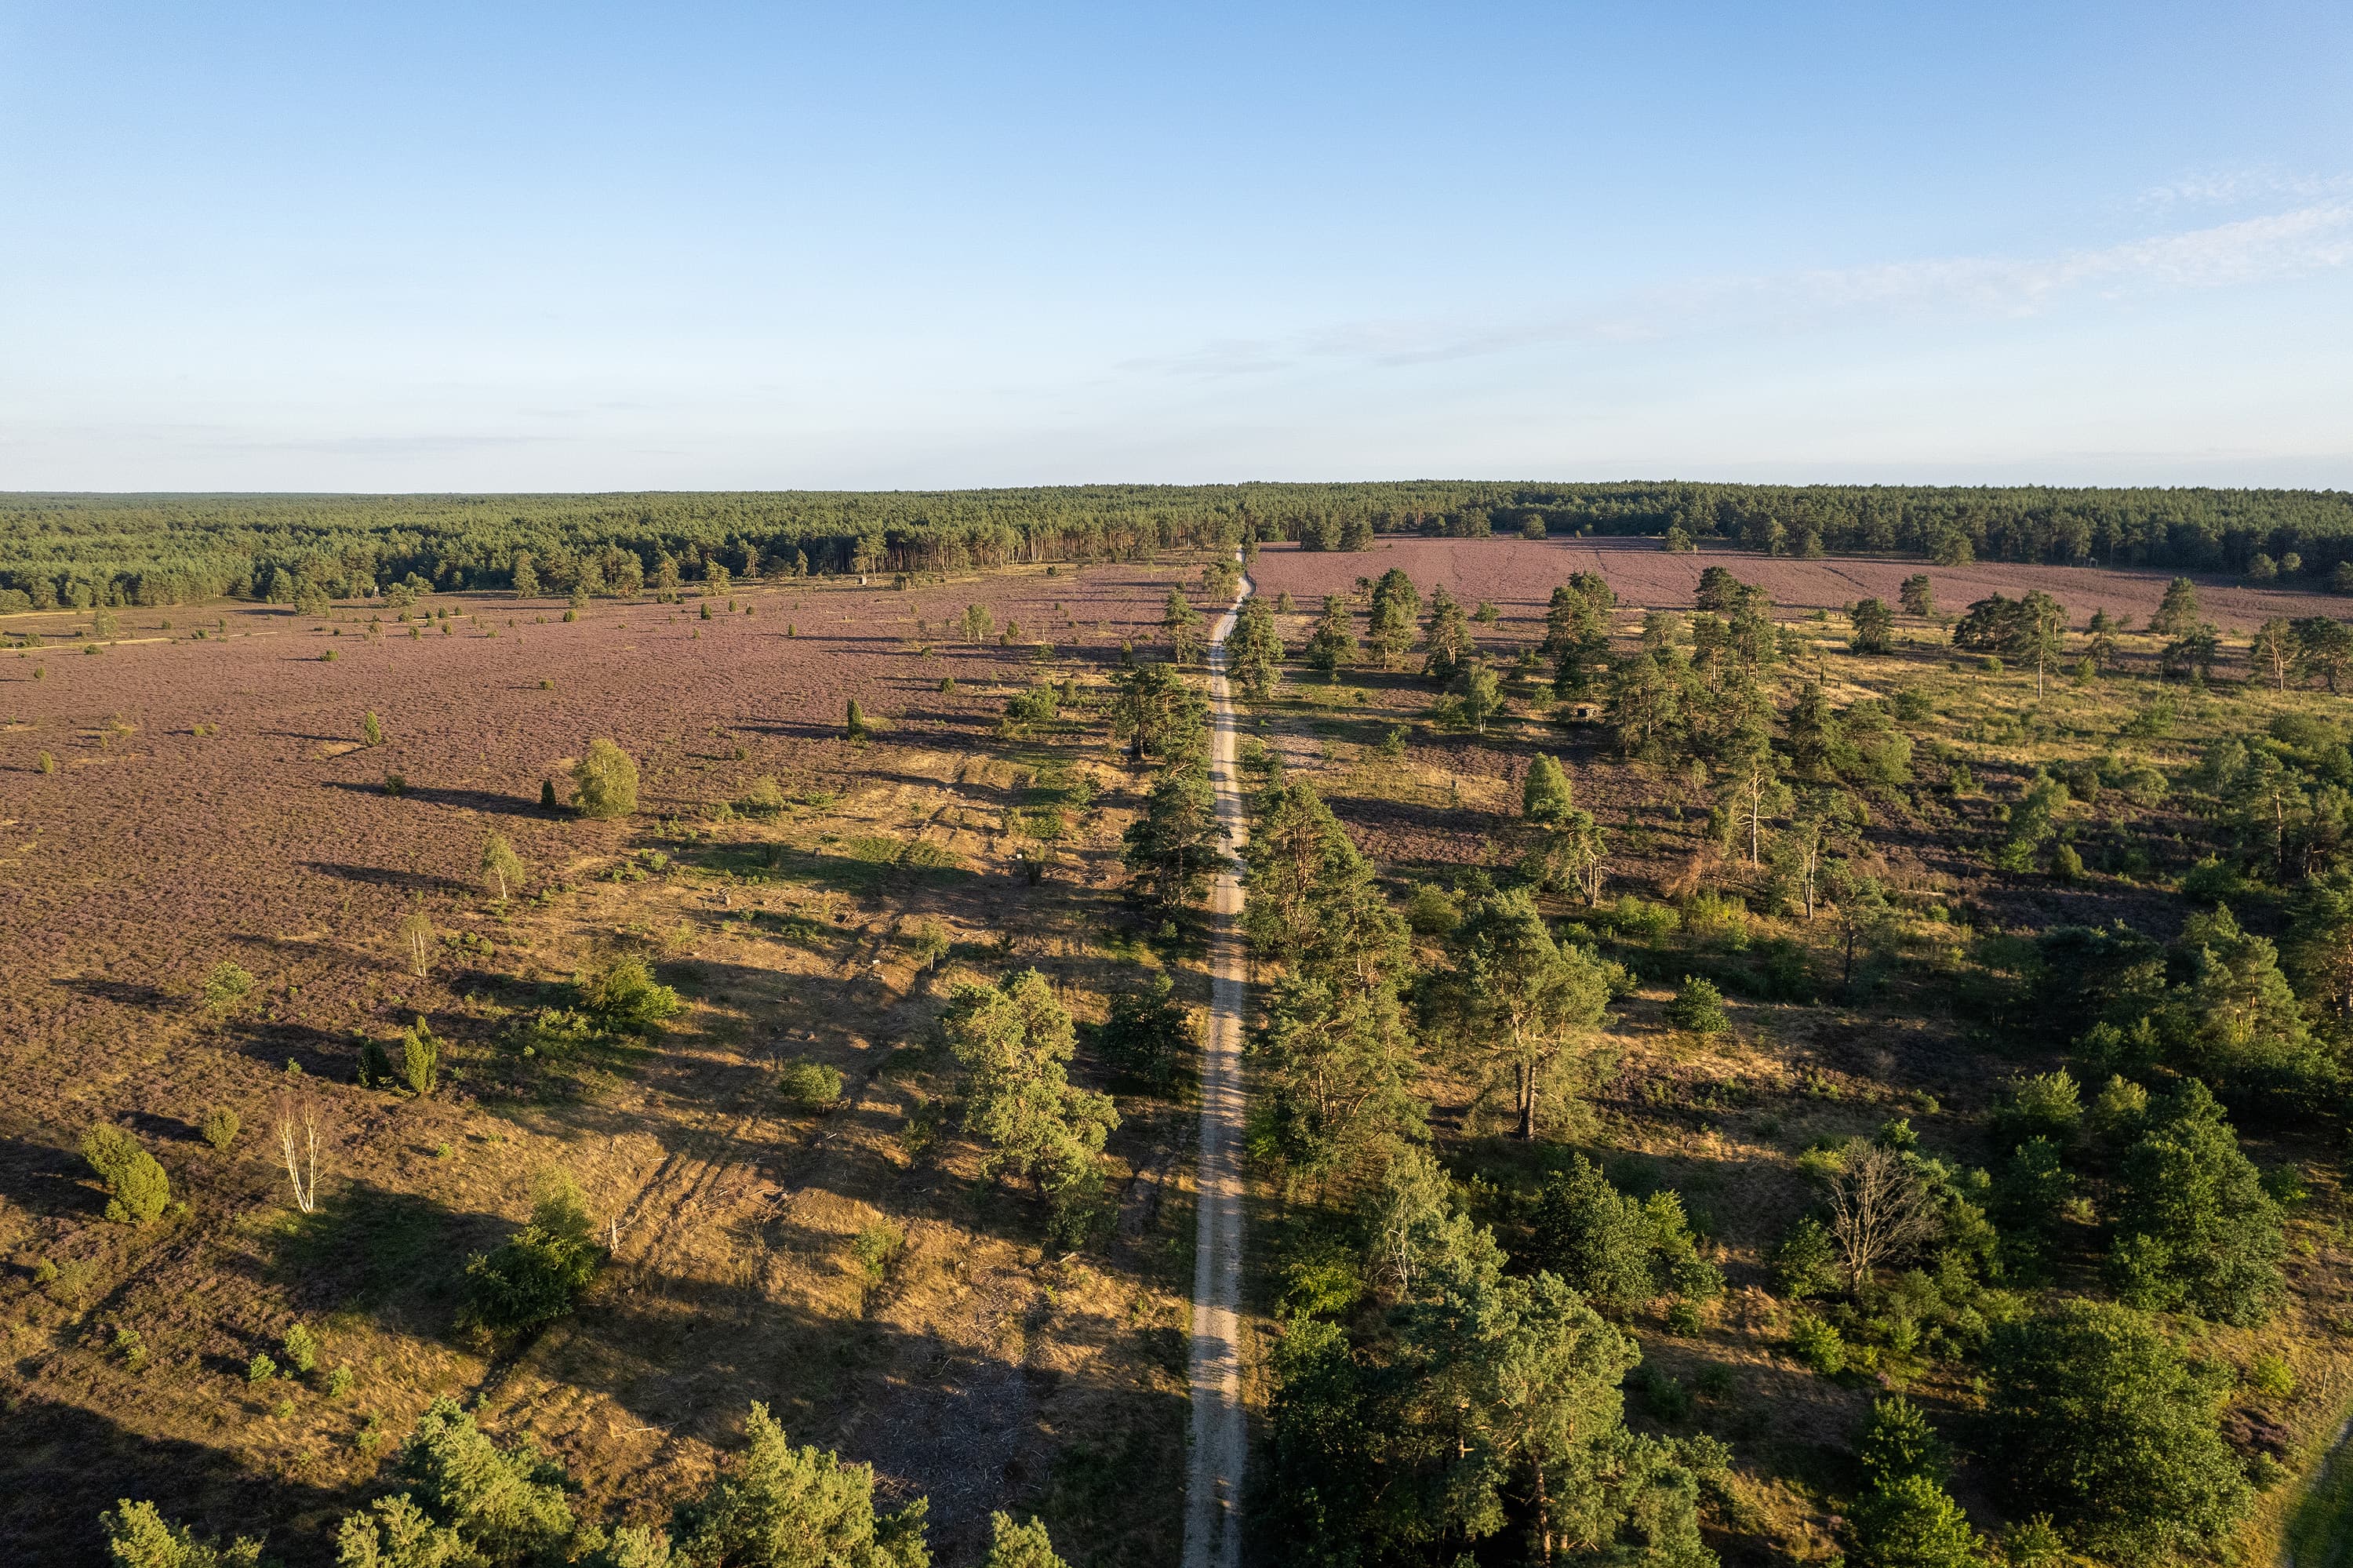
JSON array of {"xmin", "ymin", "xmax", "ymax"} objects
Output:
[{"xmin": 2, "ymin": 2, "xmax": 2348, "ymax": 490}]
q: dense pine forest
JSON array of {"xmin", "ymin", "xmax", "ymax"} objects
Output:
[{"xmin": 5, "ymin": 483, "xmax": 2352, "ymax": 613}]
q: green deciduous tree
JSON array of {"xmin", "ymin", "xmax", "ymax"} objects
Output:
[
  {"xmin": 1523, "ymin": 754, "xmax": 1575, "ymax": 826},
  {"xmin": 1432, "ymin": 660, "xmax": 1504, "ymax": 734},
  {"xmin": 2107, "ymin": 1079, "xmax": 2284, "ymax": 1325},
  {"xmin": 573, "ymin": 738, "xmax": 639, "ymax": 818},
  {"xmin": 2250, "ymin": 617, "xmax": 2297, "ymax": 691},
  {"xmin": 481, "ymin": 834, "xmax": 526, "ymax": 901},
  {"xmin": 1988, "ymin": 1300, "xmax": 2249, "ymax": 1562}
]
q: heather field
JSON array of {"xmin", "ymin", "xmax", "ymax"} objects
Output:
[
  {"xmin": 1252, "ymin": 534, "xmax": 2344, "ymax": 638},
  {"xmin": 0, "ymin": 562, "xmax": 1217, "ymax": 1564}
]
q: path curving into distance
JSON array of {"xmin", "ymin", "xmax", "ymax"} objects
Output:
[{"xmin": 1182, "ymin": 573, "xmax": 1253, "ymax": 1568}]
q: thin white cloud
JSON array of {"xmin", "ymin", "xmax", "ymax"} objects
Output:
[
  {"xmin": 1143, "ymin": 195, "xmax": 2353, "ymax": 375},
  {"xmin": 2140, "ymin": 167, "xmax": 2353, "ymax": 209}
]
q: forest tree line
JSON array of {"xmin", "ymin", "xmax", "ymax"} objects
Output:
[{"xmin": 3, "ymin": 481, "xmax": 2351, "ymax": 611}]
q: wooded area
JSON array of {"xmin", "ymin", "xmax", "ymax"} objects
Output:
[{"xmin": 4, "ymin": 482, "xmax": 2351, "ymax": 613}]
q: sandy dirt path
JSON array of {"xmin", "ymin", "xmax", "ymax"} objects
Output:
[{"xmin": 1181, "ymin": 573, "xmax": 1251, "ymax": 1568}]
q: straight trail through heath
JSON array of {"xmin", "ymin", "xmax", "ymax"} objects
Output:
[{"xmin": 1182, "ymin": 571, "xmax": 1251, "ymax": 1568}]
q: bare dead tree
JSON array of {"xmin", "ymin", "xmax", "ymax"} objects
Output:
[
  {"xmin": 275, "ymin": 1093, "xmax": 324, "ymax": 1214},
  {"xmin": 1825, "ymin": 1138, "xmax": 1938, "ymax": 1291}
]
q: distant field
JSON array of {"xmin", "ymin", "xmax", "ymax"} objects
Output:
[{"xmin": 1249, "ymin": 535, "xmax": 2348, "ymax": 635}]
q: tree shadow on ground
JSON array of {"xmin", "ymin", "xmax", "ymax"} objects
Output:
[
  {"xmin": 0, "ymin": 1396, "xmax": 360, "ymax": 1568},
  {"xmin": 322, "ymin": 780, "xmax": 549, "ymax": 819},
  {"xmin": 301, "ymin": 860, "xmax": 471, "ymax": 894}
]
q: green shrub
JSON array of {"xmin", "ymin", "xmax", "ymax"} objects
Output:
[
  {"xmin": 2246, "ymin": 1354, "xmax": 2296, "ymax": 1402},
  {"xmin": 463, "ymin": 1170, "xmax": 604, "ymax": 1334},
  {"xmin": 572, "ymin": 738, "xmax": 639, "ymax": 818},
  {"xmin": 1988, "ymin": 1300, "xmax": 2251, "ymax": 1561},
  {"xmin": 1403, "ymin": 884, "xmax": 1460, "ymax": 935},
  {"xmin": 853, "ymin": 1222, "xmax": 904, "ymax": 1282},
  {"xmin": 1664, "ymin": 975, "xmax": 1729, "ymax": 1035},
  {"xmin": 327, "ymin": 1365, "xmax": 355, "ymax": 1399},
  {"xmin": 778, "ymin": 1057, "xmax": 845, "ymax": 1111},
  {"xmin": 1773, "ymin": 1217, "xmax": 1841, "ymax": 1300},
  {"xmin": 740, "ymin": 775, "xmax": 787, "ymax": 817},
  {"xmin": 82, "ymin": 1124, "xmax": 169, "ymax": 1224},
  {"xmin": 246, "ymin": 1352, "xmax": 276, "ymax": 1384},
  {"xmin": 282, "ymin": 1322, "xmax": 318, "ymax": 1376},
  {"xmin": 100, "ymin": 1501, "xmax": 262, "ymax": 1568},
  {"xmin": 579, "ymin": 955, "xmax": 683, "ymax": 1033},
  {"xmin": 400, "ymin": 1016, "xmax": 440, "ymax": 1096},
  {"xmin": 1787, "ymin": 1309, "xmax": 1847, "ymax": 1373},
  {"xmin": 201, "ymin": 1106, "xmax": 239, "ymax": 1152},
  {"xmin": 201, "ymin": 962, "xmax": 254, "ymax": 1018}
]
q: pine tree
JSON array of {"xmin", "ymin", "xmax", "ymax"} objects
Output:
[
  {"xmin": 1122, "ymin": 761, "xmax": 1221, "ymax": 913},
  {"xmin": 2150, "ymin": 576, "xmax": 2202, "ymax": 635},
  {"xmin": 1227, "ymin": 595, "xmax": 1283, "ymax": 699},
  {"xmin": 944, "ymin": 970, "xmax": 1118, "ymax": 1242},
  {"xmin": 1429, "ymin": 890, "xmax": 1617, "ymax": 1139},
  {"xmin": 673, "ymin": 1404, "xmax": 929, "ymax": 1568},
  {"xmin": 1304, "ymin": 595, "xmax": 1355, "ymax": 678}
]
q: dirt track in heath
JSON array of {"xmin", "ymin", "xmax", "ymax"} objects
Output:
[{"xmin": 1181, "ymin": 575, "xmax": 1250, "ymax": 1568}]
